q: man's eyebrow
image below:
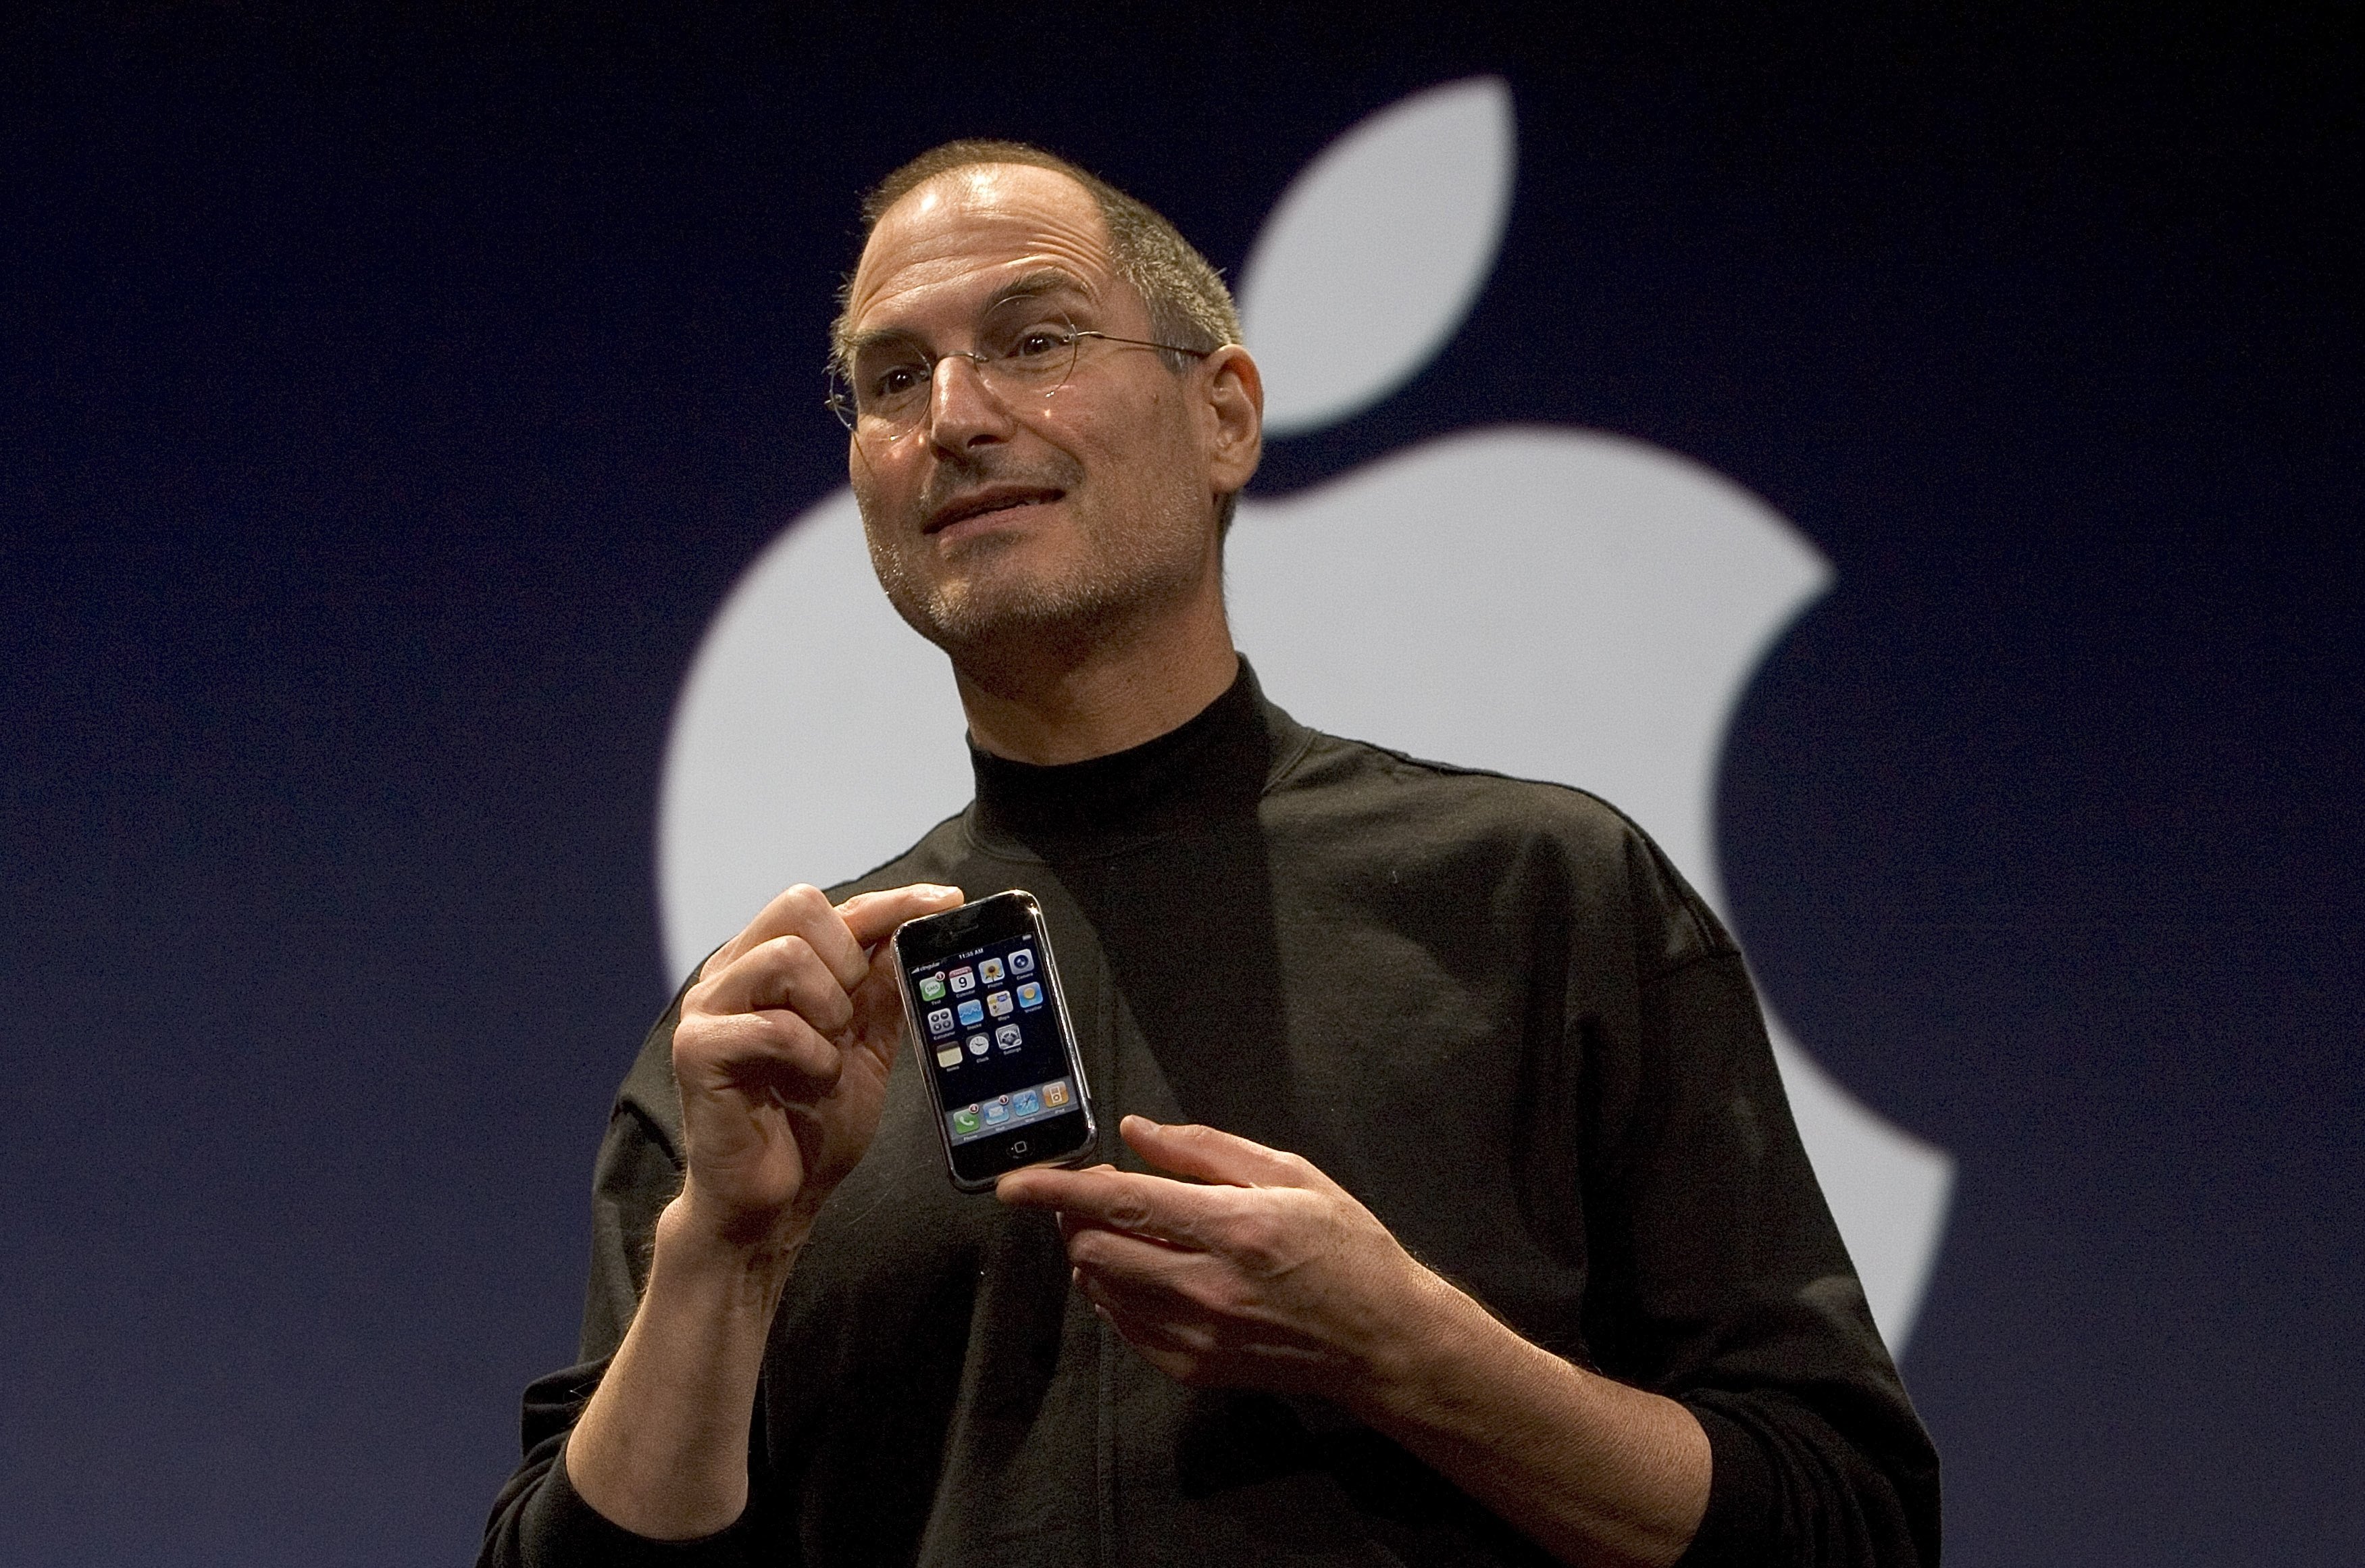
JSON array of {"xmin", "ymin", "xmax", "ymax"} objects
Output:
[
  {"xmin": 841, "ymin": 269, "xmax": 1098, "ymax": 361},
  {"xmin": 984, "ymin": 268, "xmax": 1094, "ymax": 312},
  {"xmin": 842, "ymin": 322, "xmax": 926, "ymax": 359}
]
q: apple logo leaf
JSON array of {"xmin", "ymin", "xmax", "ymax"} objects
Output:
[{"xmin": 1239, "ymin": 76, "xmax": 1515, "ymax": 438}]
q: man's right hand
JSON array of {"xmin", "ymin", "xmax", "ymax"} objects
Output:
[
  {"xmin": 671, "ymin": 881, "xmax": 965, "ymax": 1259},
  {"xmin": 567, "ymin": 880, "xmax": 961, "ymax": 1540}
]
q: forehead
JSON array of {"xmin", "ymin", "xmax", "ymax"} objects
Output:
[{"xmin": 844, "ymin": 163, "xmax": 1122, "ymax": 334}]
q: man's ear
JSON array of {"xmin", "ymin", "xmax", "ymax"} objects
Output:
[{"xmin": 1200, "ymin": 345, "xmax": 1264, "ymax": 497}]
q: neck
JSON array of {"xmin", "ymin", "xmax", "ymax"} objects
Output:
[{"xmin": 952, "ymin": 576, "xmax": 1240, "ymax": 765}]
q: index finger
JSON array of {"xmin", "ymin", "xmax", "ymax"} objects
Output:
[{"xmin": 995, "ymin": 1164, "xmax": 1241, "ymax": 1251}]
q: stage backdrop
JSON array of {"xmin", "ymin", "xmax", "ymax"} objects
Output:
[{"xmin": 3, "ymin": 8, "xmax": 2358, "ymax": 1566}]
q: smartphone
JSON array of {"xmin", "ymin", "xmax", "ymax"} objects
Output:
[{"xmin": 892, "ymin": 890, "xmax": 1097, "ymax": 1190}]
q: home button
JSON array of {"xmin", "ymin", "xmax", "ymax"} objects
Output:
[{"xmin": 1009, "ymin": 1140, "xmax": 1028, "ymax": 1156}]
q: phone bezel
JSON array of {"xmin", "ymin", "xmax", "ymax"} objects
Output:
[{"xmin": 894, "ymin": 890, "xmax": 1096, "ymax": 1191}]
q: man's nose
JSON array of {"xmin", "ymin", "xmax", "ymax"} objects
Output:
[{"xmin": 926, "ymin": 353, "xmax": 1015, "ymax": 449}]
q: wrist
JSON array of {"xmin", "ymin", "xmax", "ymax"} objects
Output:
[
  {"xmin": 649, "ymin": 1191, "xmax": 807, "ymax": 1317},
  {"xmin": 1353, "ymin": 1261, "xmax": 1592, "ymax": 1447},
  {"xmin": 1340, "ymin": 1258, "xmax": 1500, "ymax": 1427}
]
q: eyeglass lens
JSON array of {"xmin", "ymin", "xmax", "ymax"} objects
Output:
[{"xmin": 833, "ymin": 309, "xmax": 1084, "ymax": 433}]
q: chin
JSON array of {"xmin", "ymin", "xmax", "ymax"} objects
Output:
[
  {"xmin": 895, "ymin": 568, "xmax": 1153, "ymax": 665},
  {"xmin": 869, "ymin": 505, "xmax": 1209, "ymax": 664}
]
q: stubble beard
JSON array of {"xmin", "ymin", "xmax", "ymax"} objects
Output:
[{"xmin": 857, "ymin": 453, "xmax": 1211, "ymax": 678}]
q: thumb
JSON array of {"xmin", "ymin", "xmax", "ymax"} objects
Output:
[
  {"xmin": 837, "ymin": 883, "xmax": 963, "ymax": 948},
  {"xmin": 1120, "ymin": 1115, "xmax": 1327, "ymax": 1191}
]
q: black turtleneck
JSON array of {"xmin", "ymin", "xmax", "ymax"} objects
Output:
[
  {"xmin": 965, "ymin": 658, "xmax": 1293, "ymax": 852},
  {"xmin": 482, "ymin": 661, "xmax": 1940, "ymax": 1568}
]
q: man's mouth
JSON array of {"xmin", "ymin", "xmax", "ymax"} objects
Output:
[{"xmin": 923, "ymin": 486, "xmax": 1065, "ymax": 534}]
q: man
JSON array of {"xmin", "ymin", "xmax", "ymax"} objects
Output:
[{"xmin": 480, "ymin": 140, "xmax": 1939, "ymax": 1567}]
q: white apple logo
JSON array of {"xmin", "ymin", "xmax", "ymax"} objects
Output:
[{"xmin": 659, "ymin": 80, "xmax": 1953, "ymax": 1350}]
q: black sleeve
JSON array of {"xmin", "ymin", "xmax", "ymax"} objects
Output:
[
  {"xmin": 578, "ymin": 982, "xmax": 694, "ymax": 1363},
  {"xmin": 474, "ymin": 1358, "xmax": 771, "ymax": 1568},
  {"xmin": 1578, "ymin": 834, "xmax": 1941, "ymax": 1568}
]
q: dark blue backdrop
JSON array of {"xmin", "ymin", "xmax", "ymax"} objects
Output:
[{"xmin": 3, "ymin": 6, "xmax": 2358, "ymax": 1564}]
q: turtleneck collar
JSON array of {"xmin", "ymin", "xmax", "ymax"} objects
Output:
[{"xmin": 965, "ymin": 658, "xmax": 1309, "ymax": 857}]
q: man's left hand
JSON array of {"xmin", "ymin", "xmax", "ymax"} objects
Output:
[
  {"xmin": 1002, "ymin": 1114, "xmax": 1714, "ymax": 1567},
  {"xmin": 996, "ymin": 1115, "xmax": 1450, "ymax": 1407}
]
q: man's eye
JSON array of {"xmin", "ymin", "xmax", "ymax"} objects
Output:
[
  {"xmin": 868, "ymin": 363, "xmax": 927, "ymax": 401},
  {"xmin": 1005, "ymin": 327, "xmax": 1073, "ymax": 363}
]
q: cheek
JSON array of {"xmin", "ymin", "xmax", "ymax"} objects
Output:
[
  {"xmin": 847, "ymin": 447, "xmax": 880, "ymax": 507},
  {"xmin": 849, "ymin": 447, "xmax": 917, "ymax": 521},
  {"xmin": 1076, "ymin": 402, "xmax": 1191, "ymax": 487}
]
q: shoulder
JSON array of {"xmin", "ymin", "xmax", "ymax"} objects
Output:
[
  {"xmin": 1270, "ymin": 726, "xmax": 1737, "ymax": 972},
  {"xmin": 1286, "ymin": 727, "xmax": 1636, "ymax": 833},
  {"xmin": 1273, "ymin": 724, "xmax": 1658, "ymax": 871}
]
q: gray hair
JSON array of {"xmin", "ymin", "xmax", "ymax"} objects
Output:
[{"xmin": 832, "ymin": 138, "xmax": 1242, "ymax": 378}]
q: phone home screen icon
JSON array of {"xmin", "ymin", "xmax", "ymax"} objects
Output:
[
  {"xmin": 978, "ymin": 957, "xmax": 1005, "ymax": 984},
  {"xmin": 1009, "ymin": 949, "xmax": 1035, "ymax": 976},
  {"xmin": 925, "ymin": 1007, "xmax": 955, "ymax": 1036},
  {"xmin": 917, "ymin": 973, "xmax": 946, "ymax": 1002},
  {"xmin": 950, "ymin": 1106, "xmax": 980, "ymax": 1136}
]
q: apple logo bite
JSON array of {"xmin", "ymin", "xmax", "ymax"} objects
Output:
[{"xmin": 659, "ymin": 78, "xmax": 1954, "ymax": 1349}]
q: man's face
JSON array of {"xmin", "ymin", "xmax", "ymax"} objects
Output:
[{"xmin": 840, "ymin": 165, "xmax": 1228, "ymax": 663}]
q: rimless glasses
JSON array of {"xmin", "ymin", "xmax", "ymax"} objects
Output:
[{"xmin": 828, "ymin": 311, "xmax": 1211, "ymax": 438}]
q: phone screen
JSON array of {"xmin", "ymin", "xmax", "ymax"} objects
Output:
[{"xmin": 894, "ymin": 892, "xmax": 1095, "ymax": 1188}]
